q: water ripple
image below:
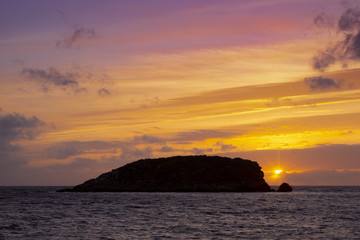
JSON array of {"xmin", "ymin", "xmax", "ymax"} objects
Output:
[{"xmin": 0, "ymin": 187, "xmax": 359, "ymax": 239}]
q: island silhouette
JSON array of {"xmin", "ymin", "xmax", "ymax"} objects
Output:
[{"xmin": 58, "ymin": 155, "xmax": 281, "ymax": 192}]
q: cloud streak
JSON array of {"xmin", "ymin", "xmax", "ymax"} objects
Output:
[
  {"xmin": 48, "ymin": 157, "xmax": 98, "ymax": 171},
  {"xmin": 56, "ymin": 26, "xmax": 96, "ymax": 48},
  {"xmin": 21, "ymin": 67, "xmax": 87, "ymax": 93},
  {"xmin": 42, "ymin": 134, "xmax": 163, "ymax": 161},
  {"xmin": 173, "ymin": 129, "xmax": 240, "ymax": 142},
  {"xmin": 44, "ymin": 140, "xmax": 121, "ymax": 159}
]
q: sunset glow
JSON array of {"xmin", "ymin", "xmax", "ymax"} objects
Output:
[{"xmin": 1, "ymin": 0, "xmax": 360, "ymax": 186}]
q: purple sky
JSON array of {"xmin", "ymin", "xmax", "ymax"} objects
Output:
[{"xmin": 1, "ymin": 0, "xmax": 360, "ymax": 186}]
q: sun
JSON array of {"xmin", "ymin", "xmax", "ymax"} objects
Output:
[{"xmin": 274, "ymin": 169, "xmax": 283, "ymax": 175}]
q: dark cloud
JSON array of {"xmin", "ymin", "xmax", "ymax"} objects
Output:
[
  {"xmin": 314, "ymin": 12, "xmax": 335, "ymax": 28},
  {"xmin": 0, "ymin": 112, "xmax": 44, "ymax": 143},
  {"xmin": 338, "ymin": 7, "xmax": 360, "ymax": 31},
  {"xmin": 304, "ymin": 76, "xmax": 344, "ymax": 91},
  {"xmin": 0, "ymin": 111, "xmax": 44, "ymax": 170},
  {"xmin": 21, "ymin": 67, "xmax": 87, "ymax": 93},
  {"xmin": 313, "ymin": 7, "xmax": 360, "ymax": 71},
  {"xmin": 98, "ymin": 88, "xmax": 111, "ymax": 97},
  {"xmin": 56, "ymin": 26, "xmax": 96, "ymax": 48}
]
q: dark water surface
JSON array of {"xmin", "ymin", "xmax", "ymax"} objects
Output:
[{"xmin": 0, "ymin": 186, "xmax": 359, "ymax": 239}]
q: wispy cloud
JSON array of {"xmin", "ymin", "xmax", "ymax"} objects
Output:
[
  {"xmin": 214, "ymin": 140, "xmax": 237, "ymax": 151},
  {"xmin": 44, "ymin": 140, "xmax": 121, "ymax": 159},
  {"xmin": 42, "ymin": 134, "xmax": 164, "ymax": 161},
  {"xmin": 48, "ymin": 157, "xmax": 98, "ymax": 171},
  {"xmin": 45, "ymin": 144, "xmax": 84, "ymax": 160},
  {"xmin": 97, "ymin": 88, "xmax": 111, "ymax": 97},
  {"xmin": 132, "ymin": 134, "xmax": 166, "ymax": 144},
  {"xmin": 173, "ymin": 129, "xmax": 241, "ymax": 142},
  {"xmin": 119, "ymin": 147, "xmax": 153, "ymax": 161},
  {"xmin": 313, "ymin": 7, "xmax": 360, "ymax": 71},
  {"xmin": 159, "ymin": 146, "xmax": 174, "ymax": 153},
  {"xmin": 56, "ymin": 26, "xmax": 96, "ymax": 49},
  {"xmin": 21, "ymin": 67, "xmax": 87, "ymax": 93},
  {"xmin": 314, "ymin": 12, "xmax": 335, "ymax": 29},
  {"xmin": 189, "ymin": 147, "xmax": 213, "ymax": 155}
]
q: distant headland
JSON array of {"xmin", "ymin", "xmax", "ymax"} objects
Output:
[{"xmin": 58, "ymin": 155, "xmax": 274, "ymax": 192}]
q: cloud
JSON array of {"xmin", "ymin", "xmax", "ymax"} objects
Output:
[
  {"xmin": 314, "ymin": 12, "xmax": 335, "ymax": 29},
  {"xmin": 43, "ymin": 141, "xmax": 121, "ymax": 159},
  {"xmin": 313, "ymin": 7, "xmax": 360, "ymax": 71},
  {"xmin": 0, "ymin": 111, "xmax": 44, "ymax": 170},
  {"xmin": 21, "ymin": 67, "xmax": 87, "ymax": 93},
  {"xmin": 173, "ymin": 129, "xmax": 240, "ymax": 142},
  {"xmin": 48, "ymin": 157, "xmax": 98, "ymax": 171},
  {"xmin": 56, "ymin": 26, "xmax": 96, "ymax": 48},
  {"xmin": 189, "ymin": 147, "xmax": 213, "ymax": 155},
  {"xmin": 42, "ymin": 135, "xmax": 162, "ymax": 161},
  {"xmin": 98, "ymin": 88, "xmax": 111, "ymax": 97},
  {"xmin": 120, "ymin": 147, "xmax": 153, "ymax": 161},
  {"xmin": 159, "ymin": 146, "xmax": 174, "ymax": 152},
  {"xmin": 312, "ymin": 51, "xmax": 337, "ymax": 72},
  {"xmin": 0, "ymin": 112, "xmax": 44, "ymax": 142},
  {"xmin": 214, "ymin": 141, "xmax": 237, "ymax": 151},
  {"xmin": 132, "ymin": 134, "xmax": 166, "ymax": 144},
  {"xmin": 304, "ymin": 76, "xmax": 344, "ymax": 91},
  {"xmin": 338, "ymin": 7, "xmax": 360, "ymax": 31},
  {"xmin": 45, "ymin": 145, "xmax": 84, "ymax": 160}
]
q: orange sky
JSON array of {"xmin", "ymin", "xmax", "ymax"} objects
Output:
[{"xmin": 1, "ymin": 0, "xmax": 359, "ymax": 185}]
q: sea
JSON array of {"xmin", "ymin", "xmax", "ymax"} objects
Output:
[{"xmin": 0, "ymin": 186, "xmax": 359, "ymax": 240}]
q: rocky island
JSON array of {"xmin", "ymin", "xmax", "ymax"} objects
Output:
[{"xmin": 58, "ymin": 155, "xmax": 272, "ymax": 192}]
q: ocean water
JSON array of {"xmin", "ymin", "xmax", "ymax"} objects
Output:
[{"xmin": 0, "ymin": 186, "xmax": 359, "ymax": 239}]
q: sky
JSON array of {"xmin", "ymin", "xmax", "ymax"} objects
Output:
[{"xmin": 1, "ymin": 0, "xmax": 360, "ymax": 186}]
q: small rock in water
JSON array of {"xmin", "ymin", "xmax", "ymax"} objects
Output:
[{"xmin": 277, "ymin": 182, "xmax": 293, "ymax": 192}]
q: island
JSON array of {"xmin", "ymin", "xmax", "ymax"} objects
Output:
[{"xmin": 57, "ymin": 155, "xmax": 272, "ymax": 192}]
